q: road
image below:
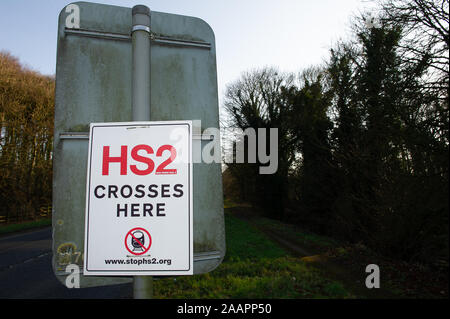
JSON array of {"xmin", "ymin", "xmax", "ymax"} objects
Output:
[{"xmin": 0, "ymin": 227, "xmax": 132, "ymax": 298}]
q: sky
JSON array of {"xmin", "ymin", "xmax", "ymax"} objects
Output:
[{"xmin": 0, "ymin": 0, "xmax": 375, "ymax": 103}]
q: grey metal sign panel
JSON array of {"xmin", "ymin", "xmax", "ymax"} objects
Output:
[{"xmin": 53, "ymin": 1, "xmax": 225, "ymax": 287}]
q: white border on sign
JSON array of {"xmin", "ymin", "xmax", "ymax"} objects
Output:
[{"xmin": 83, "ymin": 121, "xmax": 193, "ymax": 276}]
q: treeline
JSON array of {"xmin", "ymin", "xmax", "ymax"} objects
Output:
[
  {"xmin": 223, "ymin": 0, "xmax": 448, "ymax": 264},
  {"xmin": 0, "ymin": 52, "xmax": 54, "ymax": 223}
]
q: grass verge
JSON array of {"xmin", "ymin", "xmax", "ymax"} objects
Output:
[
  {"xmin": 153, "ymin": 213, "xmax": 353, "ymax": 298},
  {"xmin": 228, "ymin": 202, "xmax": 448, "ymax": 298},
  {"xmin": 0, "ymin": 218, "xmax": 51, "ymax": 236}
]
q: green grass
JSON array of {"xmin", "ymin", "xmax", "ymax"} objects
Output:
[
  {"xmin": 224, "ymin": 199, "xmax": 338, "ymax": 253},
  {"xmin": 223, "ymin": 211, "xmax": 288, "ymax": 260},
  {"xmin": 0, "ymin": 218, "xmax": 51, "ymax": 236},
  {"xmin": 153, "ymin": 213, "xmax": 352, "ymax": 298},
  {"xmin": 252, "ymin": 216, "xmax": 339, "ymax": 253}
]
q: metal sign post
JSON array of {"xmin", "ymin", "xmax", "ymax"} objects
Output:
[{"xmin": 131, "ymin": 4, "xmax": 152, "ymax": 300}]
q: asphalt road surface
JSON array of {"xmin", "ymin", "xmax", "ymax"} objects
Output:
[{"xmin": 0, "ymin": 227, "xmax": 132, "ymax": 298}]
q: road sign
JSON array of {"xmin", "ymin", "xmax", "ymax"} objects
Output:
[
  {"xmin": 84, "ymin": 121, "xmax": 193, "ymax": 276},
  {"xmin": 53, "ymin": 2, "xmax": 225, "ymax": 288}
]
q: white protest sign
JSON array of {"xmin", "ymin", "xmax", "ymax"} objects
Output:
[{"xmin": 83, "ymin": 121, "xmax": 193, "ymax": 276}]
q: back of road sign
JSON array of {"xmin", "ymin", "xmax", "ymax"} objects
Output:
[{"xmin": 53, "ymin": 2, "xmax": 225, "ymax": 287}]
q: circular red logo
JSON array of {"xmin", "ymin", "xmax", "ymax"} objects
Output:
[{"xmin": 124, "ymin": 227, "xmax": 152, "ymax": 255}]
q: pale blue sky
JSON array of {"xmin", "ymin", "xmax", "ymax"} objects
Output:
[{"xmin": 0, "ymin": 0, "xmax": 374, "ymax": 101}]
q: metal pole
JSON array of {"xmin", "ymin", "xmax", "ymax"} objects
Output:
[
  {"xmin": 132, "ymin": 4, "xmax": 151, "ymax": 120},
  {"xmin": 131, "ymin": 4, "xmax": 153, "ymax": 299}
]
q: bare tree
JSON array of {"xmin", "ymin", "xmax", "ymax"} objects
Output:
[{"xmin": 378, "ymin": 0, "xmax": 449, "ymax": 92}]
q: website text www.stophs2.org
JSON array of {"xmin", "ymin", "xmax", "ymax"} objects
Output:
[{"xmin": 104, "ymin": 258, "xmax": 172, "ymax": 266}]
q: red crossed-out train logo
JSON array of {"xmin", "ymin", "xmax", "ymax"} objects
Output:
[{"xmin": 124, "ymin": 227, "xmax": 152, "ymax": 255}]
